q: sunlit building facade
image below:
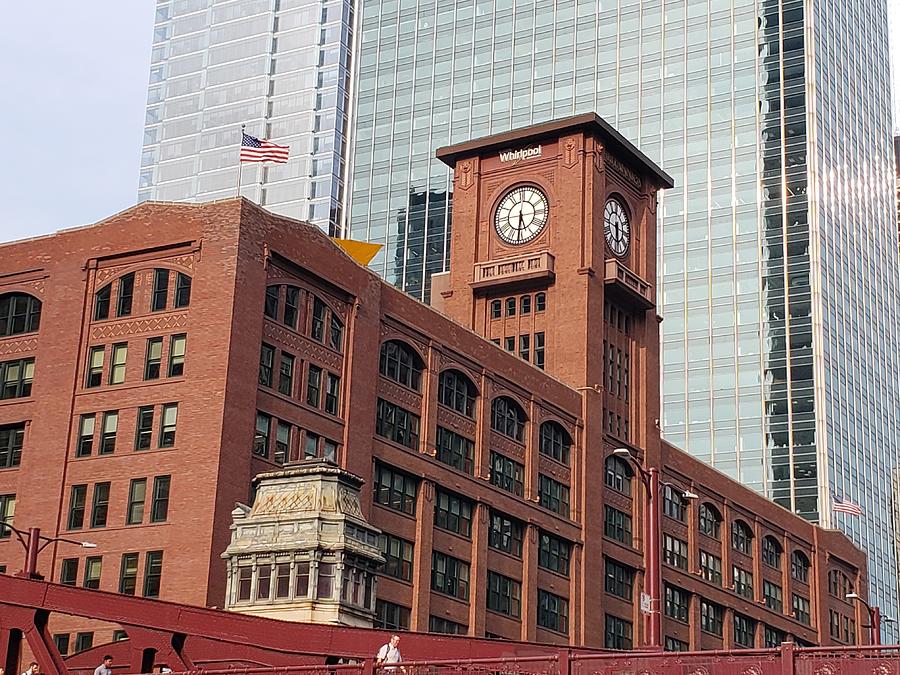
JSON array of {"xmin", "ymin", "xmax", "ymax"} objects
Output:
[
  {"xmin": 347, "ymin": 0, "xmax": 900, "ymax": 630},
  {"xmin": 139, "ymin": 0, "xmax": 354, "ymax": 233}
]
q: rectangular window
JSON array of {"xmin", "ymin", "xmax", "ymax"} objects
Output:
[
  {"xmin": 257, "ymin": 564, "xmax": 271, "ymax": 600},
  {"xmin": 375, "ymin": 398, "xmax": 420, "ymax": 450},
  {"xmin": 665, "ymin": 636, "xmax": 689, "ymax": 652},
  {"xmin": 144, "ymin": 337, "xmax": 163, "ymax": 380},
  {"xmin": 329, "ymin": 315, "xmax": 344, "ymax": 352},
  {"xmin": 431, "ymin": 551, "xmax": 469, "ymax": 600},
  {"xmin": 294, "ymin": 561, "xmax": 310, "ymax": 598},
  {"xmin": 76, "ymin": 414, "xmax": 95, "ymax": 457},
  {"xmin": 275, "ymin": 563, "xmax": 291, "ymax": 599},
  {"xmin": 665, "ymin": 585, "xmax": 690, "ymax": 622},
  {"xmin": 324, "ymin": 373, "xmax": 340, "ymax": 415},
  {"xmin": 74, "ymin": 632, "xmax": 94, "ymax": 653},
  {"xmin": 486, "ymin": 570, "xmax": 521, "ymax": 617},
  {"xmin": 434, "ymin": 490, "xmax": 473, "ymax": 537},
  {"xmin": 303, "ymin": 431, "xmax": 319, "ymax": 458},
  {"xmin": 100, "ymin": 411, "xmax": 118, "ymax": 454},
  {"xmin": 435, "ymin": 426, "xmax": 474, "ymax": 474},
  {"xmin": 539, "ymin": 532, "xmax": 571, "ymax": 576},
  {"xmin": 60, "ymin": 558, "xmax": 78, "ymax": 585},
  {"xmin": 117, "ymin": 273, "xmax": 134, "ymax": 317},
  {"xmin": 109, "ymin": 343, "xmax": 128, "ymax": 384},
  {"xmin": 159, "ymin": 403, "xmax": 178, "ymax": 447},
  {"xmin": 604, "ymin": 615, "xmax": 633, "ymax": 650},
  {"xmin": 490, "ymin": 451, "xmax": 524, "ymax": 496},
  {"xmin": 264, "ymin": 286, "xmax": 280, "ymax": 319},
  {"xmin": 429, "ymin": 616, "xmax": 467, "ymax": 634},
  {"xmin": 119, "ymin": 553, "xmax": 139, "ymax": 595},
  {"xmin": 604, "ymin": 558, "xmax": 634, "ymax": 599},
  {"xmin": 700, "ymin": 550, "xmax": 722, "ymax": 584},
  {"xmin": 734, "ymin": 614, "xmax": 756, "ymax": 648},
  {"xmin": 378, "ymin": 533, "xmax": 414, "ymax": 582},
  {"xmin": 144, "ymin": 551, "xmax": 163, "ymax": 597},
  {"xmin": 604, "ymin": 505, "xmax": 633, "ymax": 545},
  {"xmin": 83, "ymin": 556, "xmax": 102, "ymax": 589},
  {"xmin": 534, "ymin": 332, "xmax": 545, "ymax": 369},
  {"xmin": 504, "ymin": 336, "xmax": 515, "ymax": 352},
  {"xmin": 174, "ymin": 273, "xmax": 192, "ymax": 308},
  {"xmin": 488, "ymin": 511, "xmax": 523, "ymax": 557},
  {"xmin": 520, "ymin": 295, "xmax": 531, "ymax": 315},
  {"xmin": 275, "ymin": 422, "xmax": 290, "ymax": 464},
  {"xmin": 0, "ymin": 494, "xmax": 12, "ymax": 539},
  {"xmin": 538, "ymin": 474, "xmax": 570, "ymax": 516},
  {"xmin": 0, "ymin": 423, "xmax": 25, "ymax": 468},
  {"xmin": 537, "ymin": 589, "xmax": 568, "ymax": 634},
  {"xmin": 112, "ymin": 631, "xmax": 128, "ymax": 643},
  {"xmin": 765, "ymin": 625, "xmax": 786, "ymax": 648},
  {"xmin": 258, "ymin": 344, "xmax": 275, "ymax": 387},
  {"xmin": 278, "ymin": 352, "xmax": 294, "ymax": 395},
  {"xmin": 126, "ymin": 478, "xmax": 146, "ymax": 525},
  {"xmin": 253, "ymin": 412, "xmax": 270, "ymax": 457},
  {"xmin": 168, "ymin": 334, "xmax": 186, "ymax": 377},
  {"xmin": 373, "ymin": 463, "xmax": 417, "ymax": 515},
  {"xmin": 519, "ymin": 334, "xmax": 530, "ymax": 361},
  {"xmin": 86, "ymin": 346, "xmax": 104, "ymax": 387},
  {"xmin": 95, "ymin": 284, "xmax": 111, "ymax": 321},
  {"xmin": 311, "ymin": 298, "xmax": 326, "ymax": 342},
  {"xmin": 700, "ymin": 600, "xmax": 724, "ymax": 636},
  {"xmin": 792, "ymin": 594, "xmax": 811, "ymax": 625},
  {"xmin": 68, "ymin": 485, "xmax": 87, "ymax": 529},
  {"xmin": 306, "ymin": 364, "xmax": 322, "ymax": 406},
  {"xmin": 663, "ymin": 485, "xmax": 687, "ymax": 522},
  {"xmin": 733, "ymin": 566, "xmax": 754, "ymax": 599},
  {"xmin": 506, "ymin": 297, "xmax": 516, "ymax": 316},
  {"xmin": 135, "ymin": 406, "xmax": 154, "ymax": 450},
  {"xmin": 763, "ymin": 580, "xmax": 783, "ymax": 611},
  {"xmin": 151, "ymin": 475, "xmax": 170, "ymax": 522},
  {"xmin": 90, "ymin": 482, "xmax": 110, "ymax": 528},
  {"xmin": 663, "ymin": 535, "xmax": 689, "ymax": 570},
  {"xmin": 282, "ymin": 286, "xmax": 299, "ymax": 328},
  {"xmin": 0, "ymin": 357, "xmax": 34, "ymax": 399},
  {"xmin": 152, "ymin": 269, "xmax": 170, "ymax": 311},
  {"xmin": 375, "ymin": 600, "xmax": 410, "ymax": 631}
]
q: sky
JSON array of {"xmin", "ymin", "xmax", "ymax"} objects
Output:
[{"xmin": 1, "ymin": 1, "xmax": 899, "ymax": 245}]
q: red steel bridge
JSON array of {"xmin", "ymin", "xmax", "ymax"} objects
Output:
[{"xmin": 1, "ymin": 574, "xmax": 897, "ymax": 675}]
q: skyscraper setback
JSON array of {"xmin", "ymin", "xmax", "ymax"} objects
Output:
[{"xmin": 347, "ymin": 0, "xmax": 900, "ymax": 634}]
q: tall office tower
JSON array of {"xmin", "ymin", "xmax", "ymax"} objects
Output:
[
  {"xmin": 139, "ymin": 0, "xmax": 354, "ymax": 233},
  {"xmin": 348, "ymin": 0, "xmax": 900, "ymax": 630}
]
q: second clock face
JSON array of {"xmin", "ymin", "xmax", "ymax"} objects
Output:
[
  {"xmin": 494, "ymin": 186, "xmax": 549, "ymax": 245},
  {"xmin": 604, "ymin": 198, "xmax": 631, "ymax": 257}
]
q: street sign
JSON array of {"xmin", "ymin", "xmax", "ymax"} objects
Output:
[{"xmin": 640, "ymin": 592, "xmax": 652, "ymax": 615}]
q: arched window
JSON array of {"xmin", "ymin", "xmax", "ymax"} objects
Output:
[
  {"xmin": 539, "ymin": 421, "xmax": 571, "ymax": 465},
  {"xmin": 535, "ymin": 292, "xmax": 546, "ymax": 312},
  {"xmin": 791, "ymin": 550, "xmax": 810, "ymax": 582},
  {"xmin": 520, "ymin": 295, "xmax": 531, "ymax": 315},
  {"xmin": 491, "ymin": 300, "xmax": 502, "ymax": 320},
  {"xmin": 698, "ymin": 503, "xmax": 722, "ymax": 539},
  {"xmin": 0, "ymin": 293, "xmax": 41, "ymax": 336},
  {"xmin": 762, "ymin": 536, "xmax": 783, "ymax": 569},
  {"xmin": 491, "ymin": 396, "xmax": 526, "ymax": 441},
  {"xmin": 174, "ymin": 272, "xmax": 192, "ymax": 308},
  {"xmin": 731, "ymin": 520, "xmax": 753, "ymax": 554},
  {"xmin": 604, "ymin": 456, "xmax": 632, "ymax": 496},
  {"xmin": 379, "ymin": 340, "xmax": 423, "ymax": 391},
  {"xmin": 663, "ymin": 485, "xmax": 687, "ymax": 522},
  {"xmin": 94, "ymin": 284, "xmax": 112, "ymax": 321},
  {"xmin": 438, "ymin": 369, "xmax": 477, "ymax": 418}
]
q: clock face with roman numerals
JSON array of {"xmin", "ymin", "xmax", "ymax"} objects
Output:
[
  {"xmin": 494, "ymin": 186, "xmax": 549, "ymax": 245},
  {"xmin": 604, "ymin": 198, "xmax": 631, "ymax": 257}
]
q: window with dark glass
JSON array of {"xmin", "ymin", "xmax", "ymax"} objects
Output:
[
  {"xmin": 490, "ymin": 451, "xmax": 524, "ymax": 496},
  {"xmin": 534, "ymin": 331, "xmax": 545, "ymax": 369},
  {"xmin": 0, "ymin": 357, "xmax": 34, "ymax": 399},
  {"xmin": 324, "ymin": 373, "xmax": 340, "ymax": 415},
  {"xmin": 151, "ymin": 475, "xmax": 170, "ymax": 522},
  {"xmin": 100, "ymin": 411, "xmax": 118, "ymax": 454},
  {"xmin": 83, "ymin": 556, "xmax": 102, "ymax": 589},
  {"xmin": 74, "ymin": 632, "xmax": 93, "ymax": 653},
  {"xmin": 0, "ymin": 423, "xmax": 24, "ymax": 468},
  {"xmin": 375, "ymin": 600, "xmax": 410, "ymax": 631},
  {"xmin": 379, "ymin": 340, "xmax": 423, "ymax": 390},
  {"xmin": 489, "ymin": 511, "xmax": 523, "ymax": 557},
  {"xmin": 264, "ymin": 285, "xmax": 280, "ymax": 319},
  {"xmin": 505, "ymin": 297, "xmax": 516, "ymax": 316},
  {"xmin": 117, "ymin": 273, "xmax": 134, "ymax": 317},
  {"xmin": 539, "ymin": 532, "xmax": 571, "ymax": 576},
  {"xmin": 520, "ymin": 295, "xmax": 531, "ymax": 315},
  {"xmin": 764, "ymin": 626, "xmax": 786, "ymax": 648},
  {"xmin": 75, "ymin": 415, "xmax": 95, "ymax": 457},
  {"xmin": 604, "ymin": 615, "xmax": 633, "ymax": 650},
  {"xmin": 94, "ymin": 285, "xmax": 111, "ymax": 320},
  {"xmin": 373, "ymin": 463, "xmax": 417, "ymax": 515},
  {"xmin": 604, "ymin": 456, "xmax": 632, "ymax": 495},
  {"xmin": 762, "ymin": 536, "xmax": 782, "ymax": 569},
  {"xmin": 375, "ymin": 398, "xmax": 420, "ymax": 450},
  {"xmin": 665, "ymin": 585, "xmax": 689, "ymax": 622},
  {"xmin": 174, "ymin": 273, "xmax": 192, "ymax": 308},
  {"xmin": 731, "ymin": 520, "xmax": 753, "ymax": 554},
  {"xmin": 86, "ymin": 346, "xmax": 104, "ymax": 388},
  {"xmin": 734, "ymin": 614, "xmax": 756, "ymax": 648},
  {"xmin": 283, "ymin": 286, "xmax": 300, "ymax": 328},
  {"xmin": 519, "ymin": 334, "xmax": 530, "ymax": 361},
  {"xmin": 152, "ymin": 269, "xmax": 170, "ymax": 311},
  {"xmin": 275, "ymin": 422, "xmax": 289, "ymax": 464},
  {"xmin": 278, "ymin": 352, "xmax": 294, "ymax": 395},
  {"xmin": 487, "ymin": 570, "xmax": 520, "ymax": 617},
  {"xmin": 135, "ymin": 406, "xmax": 154, "ymax": 450},
  {"xmin": 490, "ymin": 396, "xmax": 525, "ymax": 441},
  {"xmin": 504, "ymin": 336, "xmax": 514, "ymax": 352},
  {"xmin": 539, "ymin": 474, "xmax": 569, "ymax": 516},
  {"xmin": 306, "ymin": 364, "xmax": 322, "ymax": 406},
  {"xmin": 792, "ymin": 594, "xmax": 811, "ymax": 625},
  {"xmin": 429, "ymin": 616, "xmax": 467, "ymax": 634},
  {"xmin": 700, "ymin": 599, "xmax": 724, "ymax": 636},
  {"xmin": 665, "ymin": 637, "xmax": 689, "ymax": 652},
  {"xmin": 68, "ymin": 485, "xmax": 87, "ymax": 529},
  {"xmin": 763, "ymin": 580, "xmax": 782, "ymax": 611},
  {"xmin": 143, "ymin": 551, "xmax": 163, "ymax": 597},
  {"xmin": 538, "ymin": 589, "xmax": 568, "ymax": 633},
  {"xmin": 828, "ymin": 569, "xmax": 853, "ymax": 599},
  {"xmin": 431, "ymin": 551, "xmax": 469, "ymax": 600},
  {"xmin": 435, "ymin": 426, "xmax": 474, "ymax": 474},
  {"xmin": 329, "ymin": 314, "xmax": 344, "ymax": 352},
  {"xmin": 663, "ymin": 534, "xmax": 688, "ymax": 570},
  {"xmin": 90, "ymin": 482, "xmax": 110, "ymax": 528},
  {"xmin": 258, "ymin": 343, "xmax": 274, "ymax": 387},
  {"xmin": 303, "ymin": 431, "xmax": 319, "ymax": 459},
  {"xmin": 733, "ymin": 566, "xmax": 753, "ymax": 598},
  {"xmin": 159, "ymin": 403, "xmax": 177, "ymax": 447},
  {"xmin": 379, "ymin": 533, "xmax": 414, "ymax": 581},
  {"xmin": 434, "ymin": 490, "xmax": 472, "ymax": 537},
  {"xmin": 0, "ymin": 292, "xmax": 41, "ymax": 336},
  {"xmin": 275, "ymin": 563, "xmax": 290, "ymax": 599},
  {"xmin": 663, "ymin": 485, "xmax": 687, "ymax": 522},
  {"xmin": 791, "ymin": 550, "xmax": 810, "ymax": 582},
  {"xmin": 0, "ymin": 493, "xmax": 13, "ymax": 538},
  {"xmin": 60, "ymin": 558, "xmax": 78, "ymax": 585},
  {"xmin": 535, "ymin": 292, "xmax": 546, "ymax": 312},
  {"xmin": 604, "ymin": 558, "xmax": 634, "ymax": 599},
  {"xmin": 491, "ymin": 299, "xmax": 501, "ymax": 319},
  {"xmin": 698, "ymin": 503, "xmax": 721, "ymax": 538},
  {"xmin": 699, "ymin": 550, "xmax": 722, "ymax": 584},
  {"xmin": 539, "ymin": 422, "xmax": 571, "ymax": 465},
  {"xmin": 109, "ymin": 343, "xmax": 127, "ymax": 384},
  {"xmin": 126, "ymin": 478, "xmax": 146, "ymax": 525},
  {"xmin": 144, "ymin": 337, "xmax": 163, "ymax": 380},
  {"xmin": 310, "ymin": 297, "xmax": 326, "ymax": 342},
  {"xmin": 253, "ymin": 412, "xmax": 270, "ymax": 457},
  {"xmin": 168, "ymin": 334, "xmax": 185, "ymax": 377},
  {"xmin": 438, "ymin": 371, "xmax": 476, "ymax": 420},
  {"xmin": 120, "ymin": 553, "xmax": 139, "ymax": 595},
  {"xmin": 604, "ymin": 505, "xmax": 632, "ymax": 545}
]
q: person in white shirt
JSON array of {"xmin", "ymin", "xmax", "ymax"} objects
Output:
[
  {"xmin": 375, "ymin": 634, "xmax": 405, "ymax": 674},
  {"xmin": 93, "ymin": 656, "xmax": 113, "ymax": 675},
  {"xmin": 22, "ymin": 663, "xmax": 39, "ymax": 675}
]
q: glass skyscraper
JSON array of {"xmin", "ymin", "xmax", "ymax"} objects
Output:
[
  {"xmin": 139, "ymin": 0, "xmax": 354, "ymax": 233},
  {"xmin": 348, "ymin": 0, "xmax": 900, "ymax": 633}
]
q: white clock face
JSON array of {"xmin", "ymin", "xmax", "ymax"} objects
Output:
[
  {"xmin": 604, "ymin": 198, "xmax": 631, "ymax": 257},
  {"xmin": 494, "ymin": 186, "xmax": 549, "ymax": 245}
]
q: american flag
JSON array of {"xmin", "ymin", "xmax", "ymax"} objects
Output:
[
  {"xmin": 240, "ymin": 133, "xmax": 289, "ymax": 163},
  {"xmin": 832, "ymin": 492, "xmax": 863, "ymax": 517}
]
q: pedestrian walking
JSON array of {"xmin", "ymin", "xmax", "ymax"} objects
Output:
[
  {"xmin": 21, "ymin": 662, "xmax": 39, "ymax": 675},
  {"xmin": 94, "ymin": 655, "xmax": 113, "ymax": 675},
  {"xmin": 375, "ymin": 634, "xmax": 405, "ymax": 674}
]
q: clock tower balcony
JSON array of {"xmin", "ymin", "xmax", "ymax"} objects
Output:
[
  {"xmin": 471, "ymin": 250, "xmax": 555, "ymax": 291},
  {"xmin": 604, "ymin": 258, "xmax": 655, "ymax": 311}
]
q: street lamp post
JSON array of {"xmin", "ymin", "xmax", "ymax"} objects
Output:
[
  {"xmin": 846, "ymin": 592, "xmax": 889, "ymax": 646},
  {"xmin": 0, "ymin": 521, "xmax": 96, "ymax": 579}
]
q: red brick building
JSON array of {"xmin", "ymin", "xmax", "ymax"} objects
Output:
[{"xmin": 0, "ymin": 115, "xmax": 867, "ymax": 654}]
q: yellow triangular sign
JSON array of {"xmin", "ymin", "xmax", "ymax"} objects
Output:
[{"xmin": 331, "ymin": 238, "xmax": 382, "ymax": 266}]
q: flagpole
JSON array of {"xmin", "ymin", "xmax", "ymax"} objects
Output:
[{"xmin": 236, "ymin": 124, "xmax": 245, "ymax": 198}]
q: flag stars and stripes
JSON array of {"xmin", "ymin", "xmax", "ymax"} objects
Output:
[
  {"xmin": 240, "ymin": 132, "xmax": 289, "ymax": 164},
  {"xmin": 832, "ymin": 492, "xmax": 863, "ymax": 516}
]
